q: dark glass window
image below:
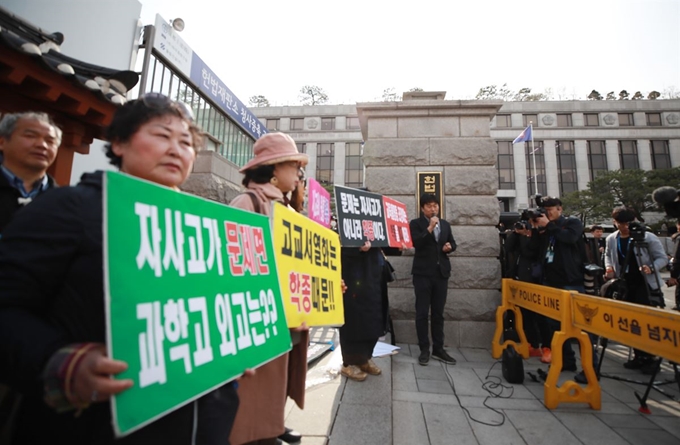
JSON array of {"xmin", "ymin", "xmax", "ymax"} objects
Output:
[
  {"xmin": 557, "ymin": 114, "xmax": 572, "ymax": 127},
  {"xmin": 290, "ymin": 118, "xmax": 304, "ymax": 130},
  {"xmin": 587, "ymin": 141, "xmax": 607, "ymax": 180},
  {"xmin": 618, "ymin": 113, "xmax": 633, "ymax": 126},
  {"xmin": 523, "ymin": 114, "xmax": 538, "ymax": 127},
  {"xmin": 525, "ymin": 141, "xmax": 546, "ymax": 201},
  {"xmin": 496, "ymin": 141, "xmax": 514, "ymax": 190},
  {"xmin": 344, "ymin": 142, "xmax": 363, "ymax": 188},
  {"xmin": 496, "ymin": 115, "xmax": 511, "ymax": 127},
  {"xmin": 321, "ymin": 117, "xmax": 335, "ymax": 130},
  {"xmin": 584, "ymin": 113, "xmax": 599, "ymax": 126},
  {"xmin": 619, "ymin": 141, "xmax": 639, "ymax": 169},
  {"xmin": 650, "ymin": 140, "xmax": 671, "ymax": 169},
  {"xmin": 316, "ymin": 143, "xmax": 335, "ymax": 184},
  {"xmin": 556, "ymin": 141, "xmax": 578, "ymax": 195}
]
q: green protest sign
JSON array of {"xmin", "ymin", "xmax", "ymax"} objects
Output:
[{"xmin": 103, "ymin": 171, "xmax": 291, "ymax": 436}]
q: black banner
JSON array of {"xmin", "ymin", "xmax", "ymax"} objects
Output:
[{"xmin": 334, "ymin": 185, "xmax": 388, "ymax": 247}]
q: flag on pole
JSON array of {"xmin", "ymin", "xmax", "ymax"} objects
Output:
[{"xmin": 512, "ymin": 125, "xmax": 532, "ymax": 144}]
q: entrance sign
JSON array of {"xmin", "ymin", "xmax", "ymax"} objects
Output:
[
  {"xmin": 334, "ymin": 185, "xmax": 410, "ymax": 248},
  {"xmin": 272, "ymin": 203, "xmax": 344, "ymax": 328},
  {"xmin": 416, "ymin": 172, "xmax": 444, "ymax": 215},
  {"xmin": 104, "ymin": 171, "xmax": 291, "ymax": 436}
]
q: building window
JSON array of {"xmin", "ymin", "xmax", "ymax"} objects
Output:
[
  {"xmin": 345, "ymin": 142, "xmax": 363, "ymax": 188},
  {"xmin": 346, "ymin": 117, "xmax": 360, "ymax": 130},
  {"xmin": 556, "ymin": 141, "xmax": 578, "ymax": 195},
  {"xmin": 321, "ymin": 117, "xmax": 335, "ymax": 130},
  {"xmin": 619, "ymin": 141, "xmax": 639, "ymax": 169},
  {"xmin": 557, "ymin": 114, "xmax": 572, "ymax": 127},
  {"xmin": 497, "ymin": 141, "xmax": 514, "ymax": 190},
  {"xmin": 646, "ymin": 113, "xmax": 662, "ymax": 126},
  {"xmin": 584, "ymin": 113, "xmax": 599, "ymax": 126},
  {"xmin": 290, "ymin": 118, "xmax": 304, "ymax": 130},
  {"xmin": 618, "ymin": 113, "xmax": 634, "ymax": 126},
  {"xmin": 523, "ymin": 114, "xmax": 538, "ymax": 127},
  {"xmin": 650, "ymin": 140, "xmax": 671, "ymax": 169},
  {"xmin": 496, "ymin": 115, "xmax": 511, "ymax": 128},
  {"xmin": 587, "ymin": 141, "xmax": 607, "ymax": 180},
  {"xmin": 296, "ymin": 142, "xmax": 306, "ymax": 154},
  {"xmin": 265, "ymin": 119, "xmax": 279, "ymax": 131},
  {"xmin": 525, "ymin": 141, "xmax": 546, "ymax": 200},
  {"xmin": 316, "ymin": 143, "xmax": 335, "ymax": 184}
]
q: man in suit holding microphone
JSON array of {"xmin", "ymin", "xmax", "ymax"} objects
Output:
[{"xmin": 410, "ymin": 193, "xmax": 458, "ymax": 366}]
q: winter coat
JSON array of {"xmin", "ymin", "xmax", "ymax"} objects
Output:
[
  {"xmin": 0, "ymin": 171, "xmax": 197, "ymax": 444},
  {"xmin": 228, "ymin": 181, "xmax": 308, "ymax": 445},
  {"xmin": 409, "ymin": 215, "xmax": 457, "ymax": 278},
  {"xmin": 0, "ymin": 168, "xmax": 56, "ymax": 234},
  {"xmin": 340, "ymin": 247, "xmax": 385, "ymax": 342},
  {"xmin": 604, "ymin": 230, "xmax": 668, "ymax": 290}
]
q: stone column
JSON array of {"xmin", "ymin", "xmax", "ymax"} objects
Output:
[{"xmin": 356, "ymin": 93, "xmax": 503, "ymax": 348}]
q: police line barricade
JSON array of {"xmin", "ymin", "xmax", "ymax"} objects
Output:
[
  {"xmin": 492, "ymin": 279, "xmax": 601, "ymax": 410},
  {"xmin": 570, "ymin": 293, "xmax": 680, "ymax": 364}
]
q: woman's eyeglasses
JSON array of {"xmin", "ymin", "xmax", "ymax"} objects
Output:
[
  {"xmin": 298, "ymin": 168, "xmax": 306, "ymax": 186},
  {"xmin": 140, "ymin": 92, "xmax": 195, "ymax": 122}
]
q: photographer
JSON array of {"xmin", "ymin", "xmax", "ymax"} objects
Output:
[
  {"xmin": 504, "ymin": 221, "xmax": 547, "ymax": 357},
  {"xmin": 669, "ymin": 220, "xmax": 680, "ymax": 311},
  {"xmin": 528, "ymin": 197, "xmax": 598, "ymax": 381},
  {"xmin": 604, "ymin": 206, "xmax": 668, "ymax": 373}
]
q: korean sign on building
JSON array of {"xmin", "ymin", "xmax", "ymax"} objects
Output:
[
  {"xmin": 416, "ymin": 172, "xmax": 443, "ymax": 216},
  {"xmin": 104, "ymin": 171, "xmax": 290, "ymax": 436},
  {"xmin": 334, "ymin": 185, "xmax": 413, "ymax": 248},
  {"xmin": 272, "ymin": 203, "xmax": 344, "ymax": 328},
  {"xmin": 152, "ymin": 14, "xmax": 265, "ymax": 140}
]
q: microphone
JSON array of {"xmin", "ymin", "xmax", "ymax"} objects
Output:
[{"xmin": 653, "ymin": 186, "xmax": 680, "ymax": 218}]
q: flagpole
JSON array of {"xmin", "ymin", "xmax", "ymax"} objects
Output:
[{"xmin": 529, "ymin": 121, "xmax": 538, "ymax": 200}]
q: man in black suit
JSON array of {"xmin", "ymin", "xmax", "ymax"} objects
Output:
[{"xmin": 409, "ymin": 193, "xmax": 457, "ymax": 366}]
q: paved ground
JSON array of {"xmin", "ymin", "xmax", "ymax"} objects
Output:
[{"xmin": 284, "ymin": 283, "xmax": 680, "ymax": 445}]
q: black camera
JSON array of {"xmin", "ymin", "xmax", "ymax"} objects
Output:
[
  {"xmin": 520, "ymin": 208, "xmax": 545, "ymax": 221},
  {"xmin": 628, "ymin": 221, "xmax": 646, "ymax": 241},
  {"xmin": 513, "ymin": 220, "xmax": 530, "ymax": 230}
]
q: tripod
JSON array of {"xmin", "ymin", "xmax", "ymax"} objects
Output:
[{"xmin": 597, "ymin": 232, "xmax": 680, "ymax": 413}]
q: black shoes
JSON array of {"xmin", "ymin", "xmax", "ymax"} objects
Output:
[
  {"xmin": 279, "ymin": 427, "xmax": 302, "ymax": 444},
  {"xmin": 623, "ymin": 356, "xmax": 651, "ymax": 370},
  {"xmin": 432, "ymin": 349, "xmax": 456, "ymax": 365},
  {"xmin": 573, "ymin": 370, "xmax": 600, "ymax": 384},
  {"xmin": 418, "ymin": 350, "xmax": 430, "ymax": 366}
]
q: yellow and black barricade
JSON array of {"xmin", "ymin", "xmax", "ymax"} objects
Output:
[{"xmin": 493, "ymin": 278, "xmax": 680, "ymax": 410}]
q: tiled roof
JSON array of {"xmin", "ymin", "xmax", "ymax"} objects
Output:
[{"xmin": 0, "ymin": 5, "xmax": 138, "ymax": 105}]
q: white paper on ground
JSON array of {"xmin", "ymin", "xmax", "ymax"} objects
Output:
[{"xmin": 372, "ymin": 341, "xmax": 400, "ymax": 358}]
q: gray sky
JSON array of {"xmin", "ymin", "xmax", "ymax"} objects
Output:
[{"xmin": 138, "ymin": 0, "xmax": 680, "ymax": 105}]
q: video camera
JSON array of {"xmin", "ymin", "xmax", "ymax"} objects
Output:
[
  {"xmin": 628, "ymin": 221, "xmax": 646, "ymax": 242},
  {"xmin": 519, "ymin": 194, "xmax": 545, "ymax": 221}
]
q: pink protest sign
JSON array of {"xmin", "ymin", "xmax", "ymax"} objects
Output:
[
  {"xmin": 308, "ymin": 178, "xmax": 331, "ymax": 228},
  {"xmin": 383, "ymin": 196, "xmax": 413, "ymax": 248}
]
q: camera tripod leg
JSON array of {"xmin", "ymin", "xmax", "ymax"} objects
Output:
[
  {"xmin": 596, "ymin": 337, "xmax": 608, "ymax": 377},
  {"xmin": 634, "ymin": 358, "xmax": 663, "ymax": 414}
]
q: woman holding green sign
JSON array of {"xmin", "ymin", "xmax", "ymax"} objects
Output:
[
  {"xmin": 0, "ymin": 94, "xmax": 237, "ymax": 444},
  {"xmin": 229, "ymin": 132, "xmax": 309, "ymax": 445}
]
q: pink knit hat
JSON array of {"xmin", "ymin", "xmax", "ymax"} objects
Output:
[{"xmin": 239, "ymin": 133, "xmax": 308, "ymax": 173}]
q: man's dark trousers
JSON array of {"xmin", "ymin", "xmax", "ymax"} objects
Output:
[{"xmin": 414, "ymin": 274, "xmax": 448, "ymax": 351}]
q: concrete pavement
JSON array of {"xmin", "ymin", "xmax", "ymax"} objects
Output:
[{"xmin": 285, "ymin": 283, "xmax": 680, "ymax": 445}]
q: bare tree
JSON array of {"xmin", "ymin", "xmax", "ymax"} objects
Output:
[
  {"xmin": 381, "ymin": 87, "xmax": 400, "ymax": 101},
  {"xmin": 248, "ymin": 95, "xmax": 270, "ymax": 107},
  {"xmin": 298, "ymin": 85, "xmax": 329, "ymax": 105},
  {"xmin": 661, "ymin": 86, "xmax": 679, "ymax": 99},
  {"xmin": 408, "ymin": 87, "xmax": 424, "ymax": 92},
  {"xmin": 475, "ymin": 84, "xmax": 512, "ymax": 100}
]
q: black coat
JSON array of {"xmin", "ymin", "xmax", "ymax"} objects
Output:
[
  {"xmin": 340, "ymin": 247, "xmax": 386, "ymax": 341},
  {"xmin": 0, "ymin": 168, "xmax": 56, "ymax": 235},
  {"xmin": 0, "ymin": 171, "xmax": 196, "ymax": 444},
  {"xmin": 528, "ymin": 215, "xmax": 584, "ymax": 287},
  {"xmin": 409, "ymin": 216, "xmax": 457, "ymax": 278}
]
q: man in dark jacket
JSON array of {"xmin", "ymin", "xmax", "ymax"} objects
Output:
[
  {"xmin": 0, "ymin": 112, "xmax": 61, "ymax": 235},
  {"xmin": 409, "ymin": 193, "xmax": 457, "ymax": 366},
  {"xmin": 530, "ymin": 197, "xmax": 598, "ymax": 383}
]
